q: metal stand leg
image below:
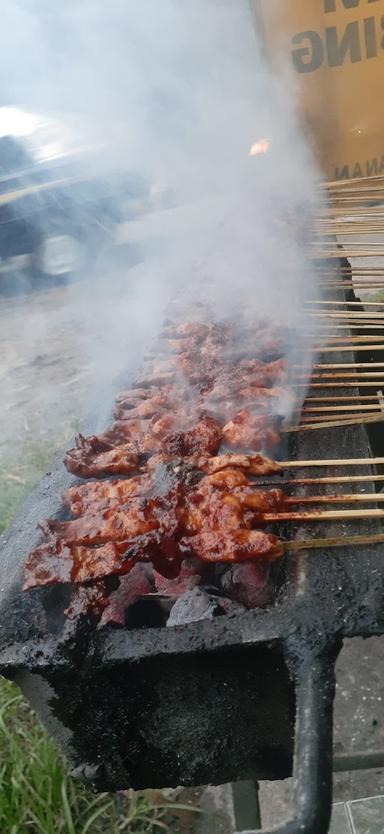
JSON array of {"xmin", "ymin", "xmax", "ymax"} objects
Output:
[{"xmin": 232, "ymin": 781, "xmax": 261, "ymax": 831}]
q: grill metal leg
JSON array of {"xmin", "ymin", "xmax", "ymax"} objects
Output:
[{"xmin": 232, "ymin": 781, "xmax": 261, "ymax": 831}]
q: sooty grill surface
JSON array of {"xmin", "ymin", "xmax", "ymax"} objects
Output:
[{"xmin": 0, "ymin": 274, "xmax": 384, "ymax": 803}]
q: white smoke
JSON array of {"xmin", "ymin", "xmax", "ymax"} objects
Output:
[{"xmin": 0, "ymin": 0, "xmax": 322, "ymax": 473}]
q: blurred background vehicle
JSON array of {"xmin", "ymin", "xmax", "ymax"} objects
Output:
[{"xmin": 0, "ymin": 107, "xmax": 158, "ymax": 288}]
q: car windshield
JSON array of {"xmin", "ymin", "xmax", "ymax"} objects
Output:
[
  {"xmin": 0, "ymin": 136, "xmax": 34, "ymax": 177},
  {"xmin": 0, "ymin": 107, "xmax": 91, "ymax": 180}
]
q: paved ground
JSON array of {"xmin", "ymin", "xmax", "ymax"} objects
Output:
[{"xmin": 256, "ymin": 636, "xmax": 384, "ymax": 830}]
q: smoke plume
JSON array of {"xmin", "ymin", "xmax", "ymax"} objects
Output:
[{"xmin": 0, "ymin": 0, "xmax": 322, "ymax": 489}]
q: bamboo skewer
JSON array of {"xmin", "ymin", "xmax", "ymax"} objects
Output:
[
  {"xmin": 310, "ymin": 327, "xmax": 384, "ymax": 331},
  {"xmin": 285, "ymin": 494, "xmax": 384, "ymax": 505},
  {"xmin": 326, "ymin": 173, "xmax": 384, "ymax": 186},
  {"xmin": 317, "ymin": 230, "xmax": 384, "ymax": 235},
  {"xmin": 279, "ymin": 457, "xmax": 384, "ymax": 468},
  {"xmin": 317, "ymin": 274, "xmax": 384, "ymax": 277},
  {"xmin": 309, "ymin": 249, "xmax": 384, "ymax": 261},
  {"xmin": 318, "ymin": 267, "xmax": 384, "ymax": 270},
  {"xmin": 313, "ymin": 362, "xmax": 384, "ymax": 371},
  {"xmin": 289, "ymin": 475, "xmax": 384, "ymax": 486},
  {"xmin": 300, "ymin": 413, "xmax": 384, "ymax": 423},
  {"xmin": 308, "ymin": 373, "xmax": 384, "ymax": 379},
  {"xmin": 310, "ymin": 312, "xmax": 384, "ymax": 319},
  {"xmin": 317, "ymin": 284, "xmax": 384, "ymax": 288},
  {"xmin": 313, "ymin": 334, "xmax": 384, "ymax": 340},
  {"xmin": 284, "ymin": 534, "xmax": 384, "ymax": 552},
  {"xmin": 316, "ymin": 266, "xmax": 384, "ymax": 270},
  {"xmin": 311, "ymin": 252, "xmax": 384, "ymax": 259},
  {"xmin": 304, "ymin": 392, "xmax": 384, "ymax": 405},
  {"xmin": 306, "ymin": 300, "xmax": 384, "ymax": 307},
  {"xmin": 310, "ymin": 317, "xmax": 384, "ymax": 322},
  {"xmin": 305, "ymin": 396, "xmax": 384, "ymax": 402},
  {"xmin": 302, "ymin": 404, "xmax": 384, "ymax": 413},
  {"xmin": 312, "ymin": 337, "xmax": 384, "ymax": 343},
  {"xmin": 263, "ymin": 508, "xmax": 384, "ymax": 522},
  {"xmin": 313, "ymin": 345, "xmax": 384, "ymax": 353},
  {"xmin": 310, "ymin": 326, "xmax": 384, "ymax": 331},
  {"xmin": 299, "ymin": 383, "xmax": 384, "ymax": 388},
  {"xmin": 286, "ymin": 414, "xmax": 384, "ymax": 431},
  {"xmin": 309, "ymin": 332, "xmax": 384, "ymax": 344}
]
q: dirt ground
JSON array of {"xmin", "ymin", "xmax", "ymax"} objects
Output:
[{"xmin": 0, "ymin": 249, "xmax": 169, "ymax": 528}]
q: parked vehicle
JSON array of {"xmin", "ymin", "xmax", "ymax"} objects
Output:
[{"xmin": 0, "ymin": 107, "xmax": 151, "ymax": 284}]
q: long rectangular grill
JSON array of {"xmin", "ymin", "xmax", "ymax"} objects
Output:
[{"xmin": 1, "ymin": 253, "xmax": 384, "ymax": 834}]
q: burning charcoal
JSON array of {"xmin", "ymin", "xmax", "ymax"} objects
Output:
[
  {"xmin": 153, "ymin": 558, "xmax": 205, "ymax": 596},
  {"xmin": 219, "ymin": 562, "xmax": 272, "ymax": 609},
  {"xmin": 215, "ymin": 597, "xmax": 247, "ymax": 617},
  {"xmin": 100, "ymin": 565, "xmax": 155, "ymax": 626},
  {"xmin": 166, "ymin": 587, "xmax": 222, "ymax": 627}
]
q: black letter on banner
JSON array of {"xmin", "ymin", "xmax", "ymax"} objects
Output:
[
  {"xmin": 291, "ymin": 31, "xmax": 324, "ymax": 73},
  {"xmin": 324, "ymin": 0, "xmax": 360, "ymax": 13},
  {"xmin": 335, "ymin": 165, "xmax": 350, "ymax": 179},
  {"xmin": 326, "ymin": 22, "xmax": 361, "ymax": 66},
  {"xmin": 364, "ymin": 17, "xmax": 377, "ymax": 58}
]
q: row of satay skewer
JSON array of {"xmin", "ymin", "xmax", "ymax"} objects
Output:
[{"xmin": 23, "ymin": 313, "xmax": 384, "ymax": 624}]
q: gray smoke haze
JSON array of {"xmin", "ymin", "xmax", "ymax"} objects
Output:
[{"xmin": 0, "ymin": 0, "xmax": 322, "ymax": 490}]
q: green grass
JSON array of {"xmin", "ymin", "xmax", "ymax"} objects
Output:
[
  {"xmin": 0, "ymin": 429, "xmax": 78, "ymax": 535},
  {"xmin": 0, "ymin": 437, "xmax": 191, "ymax": 834},
  {"xmin": 0, "ymin": 677, "xmax": 171, "ymax": 834}
]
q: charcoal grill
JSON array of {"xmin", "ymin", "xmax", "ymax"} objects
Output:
[{"xmin": 0, "ymin": 259, "xmax": 384, "ymax": 834}]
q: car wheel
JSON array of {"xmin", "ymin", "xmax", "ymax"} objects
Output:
[{"xmin": 32, "ymin": 233, "xmax": 85, "ymax": 281}]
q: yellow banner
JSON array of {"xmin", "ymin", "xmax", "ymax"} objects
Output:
[{"xmin": 255, "ymin": 0, "xmax": 384, "ymax": 181}]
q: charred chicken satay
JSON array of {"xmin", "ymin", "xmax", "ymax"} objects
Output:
[
  {"xmin": 162, "ymin": 322, "xmax": 212, "ymax": 340},
  {"xmin": 198, "ymin": 453, "xmax": 282, "ymax": 477},
  {"xmin": 114, "ymin": 392, "xmax": 174, "ymax": 421},
  {"xmin": 64, "ymin": 435, "xmax": 140, "ymax": 478},
  {"xmin": 64, "ymin": 474, "xmax": 153, "ymax": 516},
  {"xmin": 25, "ymin": 468, "xmax": 286, "ymax": 591},
  {"xmin": 24, "ymin": 523, "xmax": 185, "ymax": 591},
  {"xmin": 183, "ymin": 472, "xmax": 284, "ymax": 529},
  {"xmin": 115, "ymin": 386, "xmax": 174, "ymax": 405},
  {"xmin": 222, "ymin": 411, "xmax": 280, "ymax": 452},
  {"xmin": 23, "ymin": 539, "xmax": 135, "ymax": 590},
  {"xmin": 208, "ymin": 360, "xmax": 287, "ymax": 403},
  {"xmin": 239, "ymin": 358, "xmax": 287, "ymax": 386},
  {"xmin": 41, "ymin": 500, "xmax": 162, "ymax": 547},
  {"xmin": 181, "ymin": 529, "xmax": 283, "ymax": 563},
  {"xmin": 238, "ymin": 385, "xmax": 294, "ymax": 407},
  {"xmin": 25, "ymin": 314, "xmax": 289, "ymax": 606},
  {"xmin": 161, "ymin": 414, "xmax": 222, "ymax": 458},
  {"xmin": 64, "ymin": 414, "xmax": 222, "ymax": 479}
]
